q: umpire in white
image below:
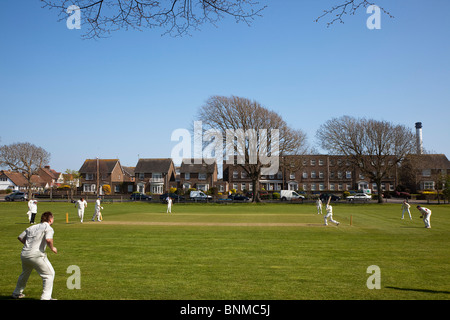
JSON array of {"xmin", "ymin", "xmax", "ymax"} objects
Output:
[{"xmin": 12, "ymin": 211, "xmax": 58, "ymax": 300}]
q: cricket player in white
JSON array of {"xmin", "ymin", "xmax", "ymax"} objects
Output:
[
  {"xmin": 167, "ymin": 197, "xmax": 173, "ymax": 213},
  {"xmin": 92, "ymin": 196, "xmax": 103, "ymax": 221},
  {"xmin": 28, "ymin": 198, "xmax": 38, "ymax": 224},
  {"xmin": 417, "ymin": 205, "xmax": 432, "ymax": 228},
  {"xmin": 75, "ymin": 197, "xmax": 88, "ymax": 223},
  {"xmin": 324, "ymin": 197, "xmax": 340, "ymax": 226},
  {"xmin": 401, "ymin": 200, "xmax": 412, "ymax": 220},
  {"xmin": 316, "ymin": 199, "xmax": 322, "ymax": 214},
  {"xmin": 12, "ymin": 211, "xmax": 57, "ymax": 300}
]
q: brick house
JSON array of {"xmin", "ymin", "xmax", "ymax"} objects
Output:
[
  {"xmin": 79, "ymin": 159, "xmax": 127, "ymax": 195},
  {"xmin": 37, "ymin": 166, "xmax": 60, "ymax": 188},
  {"xmin": 178, "ymin": 158, "xmax": 218, "ymax": 192},
  {"xmin": 134, "ymin": 158, "xmax": 176, "ymax": 194},
  {"xmin": 221, "ymin": 154, "xmax": 398, "ymax": 195},
  {"xmin": 401, "ymin": 154, "xmax": 450, "ymax": 192}
]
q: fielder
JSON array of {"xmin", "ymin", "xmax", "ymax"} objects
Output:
[
  {"xmin": 75, "ymin": 197, "xmax": 88, "ymax": 223},
  {"xmin": 416, "ymin": 205, "xmax": 432, "ymax": 228},
  {"xmin": 324, "ymin": 196, "xmax": 340, "ymax": 226},
  {"xmin": 12, "ymin": 211, "xmax": 57, "ymax": 300},
  {"xmin": 28, "ymin": 198, "xmax": 38, "ymax": 224},
  {"xmin": 92, "ymin": 196, "xmax": 103, "ymax": 222},
  {"xmin": 401, "ymin": 200, "xmax": 412, "ymax": 220},
  {"xmin": 167, "ymin": 197, "xmax": 173, "ymax": 213},
  {"xmin": 316, "ymin": 199, "xmax": 323, "ymax": 214}
]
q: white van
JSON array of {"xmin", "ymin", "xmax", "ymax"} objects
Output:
[
  {"xmin": 190, "ymin": 190, "xmax": 212, "ymax": 201},
  {"xmin": 280, "ymin": 190, "xmax": 305, "ymax": 201}
]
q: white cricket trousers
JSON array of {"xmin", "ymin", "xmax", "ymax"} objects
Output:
[
  {"xmin": 167, "ymin": 204, "xmax": 172, "ymax": 213},
  {"xmin": 402, "ymin": 208, "xmax": 412, "ymax": 220},
  {"xmin": 13, "ymin": 254, "xmax": 55, "ymax": 300},
  {"xmin": 324, "ymin": 213, "xmax": 339, "ymax": 226},
  {"xmin": 423, "ymin": 212, "xmax": 432, "ymax": 228},
  {"xmin": 78, "ymin": 209, "xmax": 85, "ymax": 222}
]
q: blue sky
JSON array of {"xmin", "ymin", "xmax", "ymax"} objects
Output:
[{"xmin": 1, "ymin": 0, "xmax": 449, "ymax": 173}]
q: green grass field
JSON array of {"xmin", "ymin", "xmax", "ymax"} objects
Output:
[{"xmin": 0, "ymin": 201, "xmax": 449, "ymax": 300}]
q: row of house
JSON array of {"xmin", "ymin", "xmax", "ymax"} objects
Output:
[
  {"xmin": 0, "ymin": 166, "xmax": 77, "ymax": 192},
  {"xmin": 76, "ymin": 154, "xmax": 450, "ymax": 196},
  {"xmin": 2, "ymin": 154, "xmax": 449, "ymax": 196}
]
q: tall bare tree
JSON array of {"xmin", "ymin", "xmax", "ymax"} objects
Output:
[
  {"xmin": 0, "ymin": 142, "xmax": 51, "ymax": 198},
  {"xmin": 197, "ymin": 95, "xmax": 308, "ymax": 202},
  {"xmin": 316, "ymin": 116, "xmax": 415, "ymax": 203},
  {"xmin": 42, "ymin": 0, "xmax": 266, "ymax": 39}
]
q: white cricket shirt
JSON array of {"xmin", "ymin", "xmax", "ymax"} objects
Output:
[{"xmin": 18, "ymin": 222, "xmax": 54, "ymax": 258}]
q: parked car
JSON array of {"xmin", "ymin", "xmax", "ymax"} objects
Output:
[
  {"xmin": 130, "ymin": 193, "xmax": 152, "ymax": 201},
  {"xmin": 5, "ymin": 191, "xmax": 28, "ymax": 201},
  {"xmin": 190, "ymin": 190, "xmax": 212, "ymax": 201},
  {"xmin": 160, "ymin": 193, "xmax": 185, "ymax": 203},
  {"xmin": 228, "ymin": 194, "xmax": 250, "ymax": 201},
  {"xmin": 319, "ymin": 193, "xmax": 341, "ymax": 202},
  {"xmin": 346, "ymin": 193, "xmax": 371, "ymax": 202},
  {"xmin": 280, "ymin": 190, "xmax": 305, "ymax": 201}
]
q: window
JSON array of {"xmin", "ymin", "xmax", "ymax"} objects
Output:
[
  {"xmin": 303, "ymin": 184, "xmax": 307, "ymax": 191},
  {"xmin": 185, "ymin": 173, "xmax": 190, "ymax": 180},
  {"xmin": 311, "ymin": 171, "xmax": 316, "ymax": 178},
  {"xmin": 330, "ymin": 184, "xmax": 335, "ymax": 191},
  {"xmin": 346, "ymin": 171, "xmax": 352, "ymax": 179},
  {"xmin": 302, "ymin": 172, "xmax": 308, "ymax": 179},
  {"xmin": 233, "ymin": 171, "xmax": 238, "ymax": 179},
  {"xmin": 346, "ymin": 184, "xmax": 351, "ymax": 190},
  {"xmin": 199, "ymin": 173, "xmax": 206, "ymax": 180},
  {"xmin": 241, "ymin": 171, "xmax": 247, "ymax": 179},
  {"xmin": 311, "ymin": 184, "xmax": 316, "ymax": 191},
  {"xmin": 115, "ymin": 185, "xmax": 120, "ymax": 193},
  {"xmin": 277, "ymin": 171, "xmax": 282, "ymax": 179},
  {"xmin": 310, "ymin": 159, "xmax": 316, "ymax": 166},
  {"xmin": 127, "ymin": 185, "xmax": 133, "ymax": 193},
  {"xmin": 139, "ymin": 173, "xmax": 145, "ymax": 180},
  {"xmin": 86, "ymin": 173, "xmax": 94, "ymax": 181},
  {"xmin": 241, "ymin": 183, "xmax": 246, "ymax": 191},
  {"xmin": 152, "ymin": 173, "xmax": 163, "ymax": 182},
  {"xmin": 83, "ymin": 184, "xmax": 95, "ymax": 192},
  {"xmin": 319, "ymin": 183, "xmax": 325, "ymax": 191},
  {"xmin": 233, "ymin": 183, "xmax": 238, "ymax": 191},
  {"xmin": 423, "ymin": 181, "xmax": 435, "ymax": 190},
  {"xmin": 338, "ymin": 171, "xmax": 343, "ymax": 179},
  {"xmin": 319, "ymin": 171, "xmax": 324, "ymax": 179},
  {"xmin": 319, "ymin": 159, "xmax": 324, "ymax": 166},
  {"xmin": 151, "ymin": 185, "xmax": 163, "ymax": 194},
  {"xmin": 290, "ymin": 172, "xmax": 295, "ymax": 179},
  {"xmin": 422, "ymin": 169, "xmax": 431, "ymax": 177}
]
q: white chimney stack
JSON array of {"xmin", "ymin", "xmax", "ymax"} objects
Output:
[{"xmin": 415, "ymin": 122, "xmax": 423, "ymax": 155}]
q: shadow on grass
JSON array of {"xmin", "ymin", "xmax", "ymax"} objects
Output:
[{"xmin": 386, "ymin": 286, "xmax": 450, "ymax": 295}]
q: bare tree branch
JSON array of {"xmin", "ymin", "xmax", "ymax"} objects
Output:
[
  {"xmin": 315, "ymin": 0, "xmax": 394, "ymax": 27},
  {"xmin": 41, "ymin": 0, "xmax": 266, "ymax": 39}
]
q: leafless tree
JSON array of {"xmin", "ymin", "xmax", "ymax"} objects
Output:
[
  {"xmin": 316, "ymin": 116, "xmax": 415, "ymax": 203},
  {"xmin": 197, "ymin": 95, "xmax": 308, "ymax": 202},
  {"xmin": 315, "ymin": 0, "xmax": 393, "ymax": 27},
  {"xmin": 41, "ymin": 0, "xmax": 266, "ymax": 39},
  {"xmin": 0, "ymin": 142, "xmax": 51, "ymax": 198}
]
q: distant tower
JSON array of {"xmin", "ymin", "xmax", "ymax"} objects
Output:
[{"xmin": 415, "ymin": 122, "xmax": 423, "ymax": 155}]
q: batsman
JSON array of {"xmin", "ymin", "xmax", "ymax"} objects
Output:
[{"xmin": 324, "ymin": 196, "xmax": 340, "ymax": 226}]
